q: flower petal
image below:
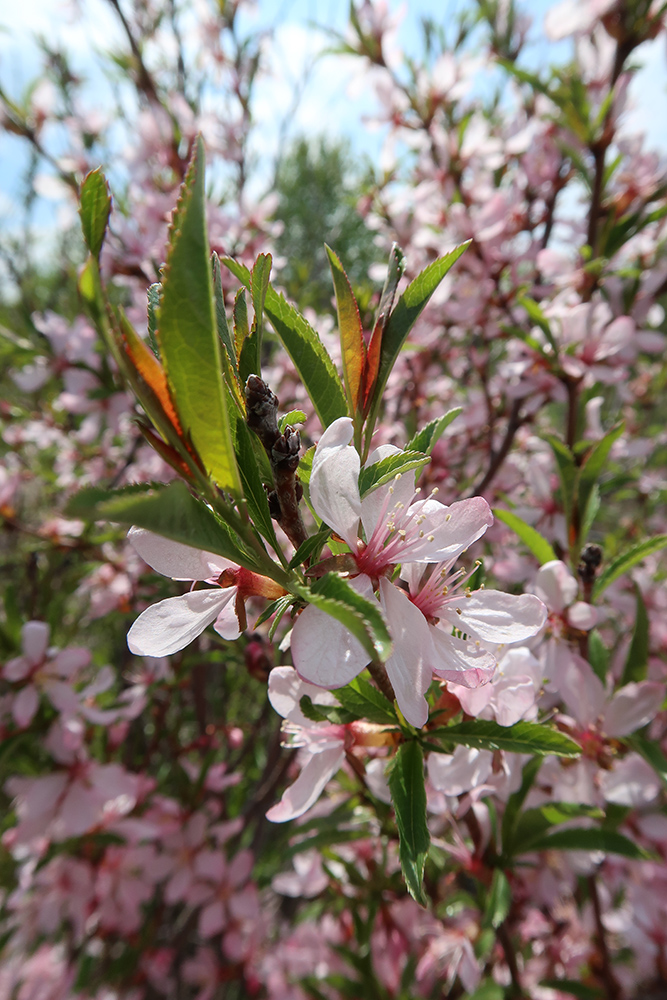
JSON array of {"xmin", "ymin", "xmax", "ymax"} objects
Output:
[
  {"xmin": 603, "ymin": 681, "xmax": 665, "ymax": 738},
  {"xmin": 309, "ymin": 417, "xmax": 361, "ymax": 548},
  {"xmin": 291, "ymin": 603, "xmax": 369, "ymax": 689},
  {"xmin": 400, "ymin": 497, "xmax": 493, "ymax": 563},
  {"xmin": 21, "ymin": 621, "xmax": 50, "ymax": 664},
  {"xmin": 266, "ymin": 746, "xmax": 345, "ymax": 823},
  {"xmin": 429, "ymin": 626, "xmax": 495, "ymax": 686},
  {"xmin": 12, "ymin": 685, "xmax": 39, "ymax": 728},
  {"xmin": 360, "ymin": 444, "xmax": 418, "ymax": 540},
  {"xmin": 128, "ymin": 527, "xmax": 232, "ymax": 581},
  {"xmin": 379, "ymin": 578, "xmax": 431, "ymax": 728},
  {"xmin": 268, "ymin": 666, "xmax": 339, "ymax": 727},
  {"xmin": 535, "ymin": 560, "xmax": 578, "ymax": 614},
  {"xmin": 127, "ymin": 589, "xmax": 235, "ymax": 656},
  {"xmin": 443, "ymin": 591, "xmax": 547, "ymax": 644},
  {"xmin": 427, "ymin": 746, "xmax": 493, "ymax": 796}
]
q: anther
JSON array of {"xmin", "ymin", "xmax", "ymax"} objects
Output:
[{"xmin": 445, "ymin": 513, "xmax": 452, "ymax": 521}]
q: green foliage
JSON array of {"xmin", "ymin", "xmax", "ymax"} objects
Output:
[
  {"xmin": 621, "ymin": 585, "xmax": 649, "ymax": 685},
  {"xmin": 79, "ymin": 169, "xmax": 112, "ymax": 259},
  {"xmin": 593, "ymin": 534, "xmax": 667, "ymax": 598},
  {"xmin": 157, "ymin": 137, "xmax": 240, "ymax": 493},
  {"xmin": 273, "ymin": 136, "xmax": 382, "ymax": 313},
  {"xmin": 426, "ymin": 720, "xmax": 580, "ymax": 757},
  {"xmin": 358, "ymin": 451, "xmax": 430, "ymax": 498},
  {"xmin": 493, "ymin": 508, "xmax": 557, "ymax": 564},
  {"xmin": 388, "ymin": 741, "xmax": 429, "ymax": 905},
  {"xmin": 405, "ymin": 408, "xmax": 462, "ymax": 455},
  {"xmin": 295, "ymin": 573, "xmax": 393, "ymax": 665}
]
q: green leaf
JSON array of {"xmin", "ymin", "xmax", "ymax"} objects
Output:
[
  {"xmin": 66, "ymin": 481, "xmax": 272, "ymax": 577},
  {"xmin": 501, "ymin": 757, "xmax": 543, "ymax": 854},
  {"xmin": 326, "ymin": 244, "xmax": 365, "ymax": 415},
  {"xmin": 588, "ymin": 629, "xmax": 609, "ymax": 682},
  {"xmin": 540, "ymin": 981, "xmax": 602, "ymax": 1000},
  {"xmin": 544, "ymin": 434, "xmax": 577, "ymax": 534},
  {"xmin": 493, "ymin": 508, "xmax": 557, "ymax": 564},
  {"xmin": 593, "ymin": 534, "xmax": 667, "ymax": 598},
  {"xmin": 406, "ymin": 408, "xmax": 462, "ymax": 455},
  {"xmin": 388, "ymin": 741, "xmax": 430, "ymax": 905},
  {"xmin": 251, "ymin": 252, "xmax": 272, "ymax": 343},
  {"xmin": 426, "ymin": 720, "xmax": 580, "ymax": 757},
  {"xmin": 222, "ymin": 257, "xmax": 348, "ymax": 428},
  {"xmin": 625, "ymin": 735, "xmax": 667, "ymax": 787},
  {"xmin": 621, "ymin": 585, "xmax": 649, "ymax": 685},
  {"xmin": 335, "ymin": 676, "xmax": 397, "ymax": 725},
  {"xmin": 466, "ymin": 983, "xmax": 505, "ymax": 1000},
  {"xmin": 517, "ymin": 295, "xmax": 559, "ymax": 354},
  {"xmin": 517, "ymin": 827, "xmax": 650, "ymax": 860},
  {"xmin": 288, "ymin": 527, "xmax": 332, "ymax": 569},
  {"xmin": 508, "ymin": 804, "xmax": 605, "ymax": 857},
  {"xmin": 212, "ymin": 251, "xmax": 238, "ymax": 375},
  {"xmin": 233, "ymin": 415, "xmax": 278, "ymax": 549},
  {"xmin": 358, "ymin": 450, "xmax": 430, "ymax": 499},
  {"xmin": 577, "ymin": 422, "xmax": 624, "ymax": 532},
  {"xmin": 157, "ymin": 137, "xmax": 240, "ymax": 493},
  {"xmin": 364, "ymin": 242, "xmax": 406, "ymax": 410},
  {"xmin": 485, "ymin": 870, "xmax": 511, "ymax": 929},
  {"xmin": 367, "ymin": 243, "xmax": 470, "ymax": 427},
  {"xmin": 79, "ymin": 168, "xmax": 111, "ymax": 258},
  {"xmin": 146, "ymin": 283, "xmax": 161, "ymax": 358},
  {"xmin": 295, "ymin": 574, "xmax": 392, "ymax": 665},
  {"xmin": 579, "ymin": 482, "xmax": 600, "ymax": 545},
  {"xmin": 299, "ymin": 695, "xmax": 356, "ymax": 726},
  {"xmin": 279, "ymin": 410, "xmax": 307, "ymax": 433}
]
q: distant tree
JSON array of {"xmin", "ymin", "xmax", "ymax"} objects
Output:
[{"xmin": 273, "ymin": 136, "xmax": 382, "ymax": 315}]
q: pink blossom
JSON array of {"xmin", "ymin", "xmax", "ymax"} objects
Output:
[{"xmin": 3, "ymin": 621, "xmax": 89, "ymax": 728}]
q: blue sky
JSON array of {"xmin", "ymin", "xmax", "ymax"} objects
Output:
[{"xmin": 0, "ymin": 0, "xmax": 665, "ymax": 237}]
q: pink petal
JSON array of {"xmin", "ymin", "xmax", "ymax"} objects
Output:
[
  {"xmin": 447, "ymin": 591, "xmax": 547, "ymax": 644},
  {"xmin": 360, "ymin": 445, "xmax": 418, "ymax": 540},
  {"xmin": 49, "ymin": 648, "xmax": 90, "ymax": 678},
  {"xmin": 266, "ymin": 746, "xmax": 345, "ymax": 822},
  {"xmin": 559, "ymin": 657, "xmax": 606, "ymax": 729},
  {"xmin": 429, "ymin": 626, "xmax": 496, "ymax": 684},
  {"xmin": 44, "ymin": 680, "xmax": 80, "ymax": 716},
  {"xmin": 535, "ymin": 560, "xmax": 578, "ymax": 614},
  {"xmin": 212, "ymin": 596, "xmax": 242, "ymax": 641},
  {"xmin": 228, "ymin": 849, "xmax": 253, "ymax": 888},
  {"xmin": 21, "ymin": 620, "xmax": 50, "ymax": 664},
  {"xmin": 427, "ymin": 746, "xmax": 493, "ymax": 796},
  {"xmin": 401, "ymin": 496, "xmax": 493, "ymax": 563},
  {"xmin": 128, "ymin": 527, "xmax": 232, "ymax": 581},
  {"xmin": 379, "ymin": 579, "xmax": 431, "ymax": 728},
  {"xmin": 600, "ymin": 754, "xmax": 661, "ymax": 807},
  {"xmin": 309, "ymin": 417, "xmax": 361, "ymax": 548},
  {"xmin": 567, "ymin": 602, "xmax": 597, "ymax": 630},
  {"xmin": 127, "ymin": 589, "xmax": 235, "ymax": 657},
  {"xmin": 603, "ymin": 681, "xmax": 665, "ymax": 738},
  {"xmin": 199, "ymin": 900, "xmax": 227, "ymax": 938},
  {"xmin": 12, "ymin": 685, "xmax": 39, "ymax": 728},
  {"xmin": 3, "ymin": 655, "xmax": 31, "ymax": 682}
]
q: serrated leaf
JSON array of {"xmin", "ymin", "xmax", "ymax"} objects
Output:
[
  {"xmin": 251, "ymin": 252, "xmax": 272, "ymax": 342},
  {"xmin": 335, "ymin": 676, "xmax": 397, "ymax": 724},
  {"xmin": 66, "ymin": 481, "xmax": 273, "ymax": 577},
  {"xmin": 233, "ymin": 414, "xmax": 278, "ymax": 548},
  {"xmin": 79, "ymin": 168, "xmax": 111, "ymax": 258},
  {"xmin": 358, "ymin": 451, "xmax": 430, "ymax": 499},
  {"xmin": 593, "ymin": 534, "xmax": 667, "ymax": 598},
  {"xmin": 222, "ymin": 257, "xmax": 348, "ymax": 428},
  {"xmin": 364, "ymin": 242, "xmax": 406, "ymax": 412},
  {"xmin": 508, "ymin": 804, "xmax": 605, "ymax": 857},
  {"xmin": 518, "ymin": 827, "xmax": 650, "ymax": 859},
  {"xmin": 212, "ymin": 251, "xmax": 237, "ymax": 375},
  {"xmin": 296, "ymin": 574, "xmax": 392, "ymax": 665},
  {"xmin": 388, "ymin": 741, "xmax": 429, "ymax": 905},
  {"xmin": 501, "ymin": 757, "xmax": 542, "ymax": 854},
  {"xmin": 493, "ymin": 508, "xmax": 557, "ymax": 565},
  {"xmin": 486, "ymin": 870, "xmax": 511, "ymax": 928},
  {"xmin": 621, "ymin": 585, "xmax": 649, "ymax": 685},
  {"xmin": 157, "ymin": 136, "xmax": 240, "ymax": 494},
  {"xmin": 326, "ymin": 245, "xmax": 365, "ymax": 415},
  {"xmin": 367, "ymin": 242, "xmax": 470, "ymax": 431},
  {"xmin": 427, "ymin": 720, "xmax": 580, "ymax": 757},
  {"xmin": 406, "ymin": 408, "xmax": 462, "ymax": 455},
  {"xmin": 146, "ymin": 283, "xmax": 161, "ymax": 358}
]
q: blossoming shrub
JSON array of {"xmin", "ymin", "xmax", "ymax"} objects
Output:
[{"xmin": 1, "ymin": 1, "xmax": 667, "ymax": 999}]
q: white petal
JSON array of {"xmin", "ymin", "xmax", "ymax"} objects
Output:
[
  {"xmin": 291, "ymin": 603, "xmax": 369, "ymax": 689},
  {"xmin": 402, "ymin": 496, "xmax": 493, "ymax": 563},
  {"xmin": 603, "ymin": 681, "xmax": 665, "ymax": 738},
  {"xmin": 427, "ymin": 746, "xmax": 493, "ymax": 796},
  {"xmin": 309, "ymin": 417, "xmax": 361, "ymax": 548},
  {"xmin": 213, "ymin": 597, "xmax": 242, "ymax": 641},
  {"xmin": 379, "ymin": 578, "xmax": 431, "ymax": 728},
  {"xmin": 127, "ymin": 589, "xmax": 235, "ymax": 656},
  {"xmin": 128, "ymin": 527, "xmax": 232, "ymax": 581},
  {"xmin": 447, "ymin": 591, "xmax": 547, "ymax": 644},
  {"xmin": 21, "ymin": 621, "xmax": 50, "ymax": 664},
  {"xmin": 600, "ymin": 754, "xmax": 661, "ymax": 807},
  {"xmin": 558, "ymin": 657, "xmax": 606, "ymax": 729},
  {"xmin": 266, "ymin": 746, "xmax": 345, "ymax": 822},
  {"xmin": 429, "ymin": 626, "xmax": 496, "ymax": 685},
  {"xmin": 567, "ymin": 602, "xmax": 597, "ymax": 631},
  {"xmin": 360, "ymin": 445, "xmax": 418, "ymax": 540},
  {"xmin": 535, "ymin": 560, "xmax": 578, "ymax": 614},
  {"xmin": 268, "ymin": 666, "xmax": 339, "ymax": 726}
]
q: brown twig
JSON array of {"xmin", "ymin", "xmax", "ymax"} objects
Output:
[
  {"xmin": 367, "ymin": 660, "xmax": 395, "ymax": 704},
  {"xmin": 470, "ymin": 398, "xmax": 525, "ymax": 497},
  {"xmin": 588, "ymin": 873, "xmax": 621, "ymax": 1000}
]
